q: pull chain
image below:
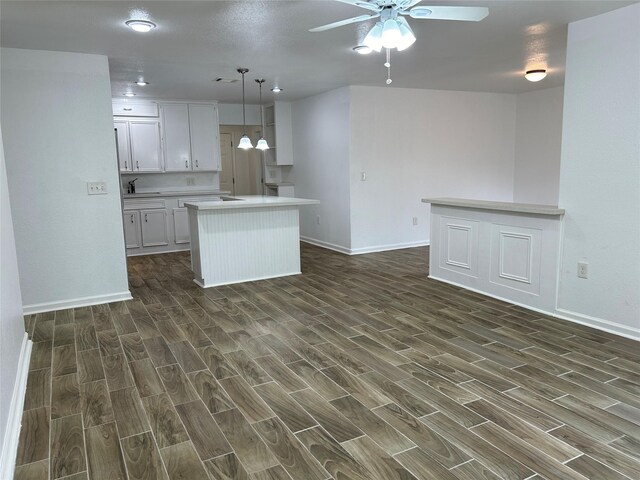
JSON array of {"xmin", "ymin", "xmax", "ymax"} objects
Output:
[{"xmin": 385, "ymin": 48, "xmax": 392, "ymax": 85}]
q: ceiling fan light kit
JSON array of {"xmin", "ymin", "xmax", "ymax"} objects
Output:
[
  {"xmin": 310, "ymin": 0, "xmax": 489, "ymax": 84},
  {"xmin": 525, "ymin": 69, "xmax": 547, "ymax": 82}
]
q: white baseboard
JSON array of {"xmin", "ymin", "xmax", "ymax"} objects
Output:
[
  {"xmin": 23, "ymin": 291, "xmax": 133, "ymax": 315},
  {"xmin": 349, "ymin": 240, "xmax": 430, "ymax": 255},
  {"xmin": 301, "ymin": 236, "xmax": 429, "ymax": 256},
  {"xmin": 194, "ymin": 271, "xmax": 302, "ymax": 288},
  {"xmin": 0, "ymin": 333, "xmax": 32, "ymax": 479},
  {"xmin": 430, "ymin": 275, "xmax": 640, "ymax": 342},
  {"xmin": 300, "ymin": 237, "xmax": 351, "ymax": 255},
  {"xmin": 554, "ymin": 308, "xmax": 640, "ymax": 342},
  {"xmin": 126, "ymin": 247, "xmax": 190, "ymax": 257}
]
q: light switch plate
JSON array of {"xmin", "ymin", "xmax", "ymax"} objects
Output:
[{"xmin": 87, "ymin": 182, "xmax": 107, "ymax": 195}]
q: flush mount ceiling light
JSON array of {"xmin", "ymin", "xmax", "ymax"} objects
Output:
[
  {"xmin": 237, "ymin": 68, "xmax": 253, "ymax": 150},
  {"xmin": 271, "ymin": 87, "xmax": 282, "ymax": 93},
  {"xmin": 135, "ymin": 80, "xmax": 149, "ymax": 86},
  {"xmin": 353, "ymin": 45, "xmax": 372, "ymax": 55},
  {"xmin": 525, "ymin": 69, "xmax": 547, "ymax": 82},
  {"xmin": 310, "ymin": 1, "xmax": 488, "ymax": 84},
  {"xmin": 255, "ymin": 79, "xmax": 270, "ymax": 151},
  {"xmin": 123, "ymin": 92, "xmax": 136, "ymax": 97},
  {"xmin": 125, "ymin": 19, "xmax": 156, "ymax": 33}
]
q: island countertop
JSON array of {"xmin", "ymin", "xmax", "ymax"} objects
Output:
[
  {"xmin": 422, "ymin": 197, "xmax": 565, "ymax": 216},
  {"xmin": 185, "ymin": 195, "xmax": 319, "ymax": 211}
]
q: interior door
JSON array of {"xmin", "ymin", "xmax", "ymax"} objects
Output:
[{"xmin": 219, "ymin": 132, "xmax": 234, "ymax": 194}]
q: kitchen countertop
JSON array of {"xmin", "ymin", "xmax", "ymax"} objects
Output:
[
  {"xmin": 265, "ymin": 182, "xmax": 294, "ymax": 187},
  {"xmin": 185, "ymin": 195, "xmax": 318, "ymax": 211},
  {"xmin": 422, "ymin": 197, "xmax": 565, "ymax": 216},
  {"xmin": 123, "ymin": 190, "xmax": 229, "ymax": 199}
]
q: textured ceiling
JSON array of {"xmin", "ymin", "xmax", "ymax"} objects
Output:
[{"xmin": 1, "ymin": 1, "xmax": 635, "ymax": 102}]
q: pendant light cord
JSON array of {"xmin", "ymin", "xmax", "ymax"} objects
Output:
[{"xmin": 242, "ymin": 71, "xmax": 247, "ymax": 134}]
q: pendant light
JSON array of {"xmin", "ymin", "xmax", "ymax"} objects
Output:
[
  {"xmin": 237, "ymin": 68, "xmax": 253, "ymax": 150},
  {"xmin": 254, "ymin": 79, "xmax": 270, "ymax": 151}
]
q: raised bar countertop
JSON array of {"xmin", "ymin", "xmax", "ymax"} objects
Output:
[
  {"xmin": 185, "ymin": 195, "xmax": 319, "ymax": 210},
  {"xmin": 422, "ymin": 197, "xmax": 565, "ymax": 216}
]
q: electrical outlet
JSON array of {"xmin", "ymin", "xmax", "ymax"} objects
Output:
[
  {"xmin": 87, "ymin": 182, "xmax": 107, "ymax": 195},
  {"xmin": 186, "ymin": 177, "xmax": 195, "ymax": 186},
  {"xmin": 361, "ymin": 172, "xmax": 367, "ymax": 181},
  {"xmin": 412, "ymin": 217, "xmax": 418, "ymax": 226},
  {"xmin": 316, "ymin": 215, "xmax": 321, "ymax": 225},
  {"xmin": 577, "ymin": 261, "xmax": 588, "ymax": 279}
]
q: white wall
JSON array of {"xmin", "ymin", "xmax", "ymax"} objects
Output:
[
  {"xmin": 349, "ymin": 86, "xmax": 517, "ymax": 252},
  {"xmin": 513, "ymin": 87, "xmax": 564, "ymax": 205},
  {"xmin": 291, "ymin": 88, "xmax": 352, "ymax": 251},
  {"xmin": 1, "ymin": 48, "xmax": 130, "ymax": 313},
  {"xmin": 0, "ymin": 126, "xmax": 28, "ymax": 476},
  {"xmin": 556, "ymin": 4, "xmax": 640, "ymax": 338},
  {"xmin": 218, "ymin": 103, "xmax": 262, "ymax": 126}
]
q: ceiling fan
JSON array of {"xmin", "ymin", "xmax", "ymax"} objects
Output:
[{"xmin": 310, "ymin": 0, "xmax": 489, "ymax": 52}]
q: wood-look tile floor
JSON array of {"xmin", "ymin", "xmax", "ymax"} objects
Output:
[{"xmin": 15, "ymin": 244, "xmax": 640, "ymax": 480}]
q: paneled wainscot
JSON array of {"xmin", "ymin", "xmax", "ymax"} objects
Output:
[{"xmin": 423, "ymin": 198, "xmax": 565, "ymax": 313}]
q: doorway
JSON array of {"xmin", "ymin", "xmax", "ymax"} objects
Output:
[{"xmin": 219, "ymin": 125, "xmax": 263, "ymax": 195}]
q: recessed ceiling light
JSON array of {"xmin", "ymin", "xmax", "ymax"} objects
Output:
[
  {"xmin": 525, "ymin": 69, "xmax": 547, "ymax": 82},
  {"xmin": 271, "ymin": 87, "xmax": 282, "ymax": 93},
  {"xmin": 125, "ymin": 20, "xmax": 156, "ymax": 33},
  {"xmin": 123, "ymin": 92, "xmax": 136, "ymax": 97},
  {"xmin": 135, "ymin": 80, "xmax": 149, "ymax": 86},
  {"xmin": 353, "ymin": 45, "xmax": 372, "ymax": 55}
]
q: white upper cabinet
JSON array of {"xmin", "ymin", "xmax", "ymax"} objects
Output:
[
  {"xmin": 189, "ymin": 104, "xmax": 220, "ymax": 171},
  {"xmin": 161, "ymin": 104, "xmax": 192, "ymax": 172},
  {"xmin": 114, "ymin": 121, "xmax": 132, "ymax": 172},
  {"xmin": 129, "ymin": 120, "xmax": 163, "ymax": 172}
]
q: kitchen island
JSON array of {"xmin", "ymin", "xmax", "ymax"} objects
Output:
[{"xmin": 185, "ymin": 196, "xmax": 319, "ymax": 287}]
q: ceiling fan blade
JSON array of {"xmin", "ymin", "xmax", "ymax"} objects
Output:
[
  {"xmin": 409, "ymin": 6, "xmax": 489, "ymax": 21},
  {"xmin": 333, "ymin": 0, "xmax": 382, "ymax": 13},
  {"xmin": 397, "ymin": 0, "xmax": 423, "ymax": 9},
  {"xmin": 309, "ymin": 13, "xmax": 380, "ymax": 32}
]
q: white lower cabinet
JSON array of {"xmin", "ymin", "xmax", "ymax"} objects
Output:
[
  {"xmin": 140, "ymin": 209, "xmax": 169, "ymax": 247},
  {"xmin": 173, "ymin": 208, "xmax": 190, "ymax": 244},
  {"xmin": 123, "ymin": 211, "xmax": 141, "ymax": 249}
]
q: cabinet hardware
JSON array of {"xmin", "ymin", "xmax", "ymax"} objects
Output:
[
  {"xmin": 145, "ymin": 214, "xmax": 148, "ymax": 222},
  {"xmin": 130, "ymin": 214, "xmax": 134, "ymax": 223},
  {"xmin": 136, "ymin": 161, "xmax": 139, "ymax": 169},
  {"xmin": 195, "ymin": 159, "xmax": 198, "ymax": 168},
  {"xmin": 185, "ymin": 160, "xmax": 188, "ymax": 168},
  {"xmin": 124, "ymin": 161, "xmax": 128, "ymax": 169}
]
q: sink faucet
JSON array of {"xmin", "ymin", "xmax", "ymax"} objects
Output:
[{"xmin": 128, "ymin": 178, "xmax": 138, "ymax": 194}]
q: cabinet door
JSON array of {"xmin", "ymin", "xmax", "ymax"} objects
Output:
[
  {"xmin": 140, "ymin": 210, "xmax": 169, "ymax": 246},
  {"xmin": 114, "ymin": 122, "xmax": 132, "ymax": 172},
  {"xmin": 130, "ymin": 121, "xmax": 163, "ymax": 172},
  {"xmin": 189, "ymin": 104, "xmax": 220, "ymax": 171},
  {"xmin": 123, "ymin": 211, "xmax": 141, "ymax": 249},
  {"xmin": 162, "ymin": 104, "xmax": 192, "ymax": 172},
  {"xmin": 173, "ymin": 208, "xmax": 190, "ymax": 244}
]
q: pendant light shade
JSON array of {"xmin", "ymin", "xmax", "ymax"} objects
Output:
[
  {"xmin": 255, "ymin": 78, "xmax": 270, "ymax": 150},
  {"xmin": 237, "ymin": 68, "xmax": 253, "ymax": 149},
  {"xmin": 238, "ymin": 135, "xmax": 253, "ymax": 149}
]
